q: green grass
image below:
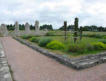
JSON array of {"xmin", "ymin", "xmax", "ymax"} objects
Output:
[
  {"xmin": 21, "ymin": 31, "xmax": 106, "ymax": 57},
  {"xmin": 83, "ymin": 31, "xmax": 106, "ymax": 35},
  {"xmin": 36, "ymin": 35, "xmax": 99, "ymax": 45},
  {"xmin": 46, "ymin": 31, "xmax": 106, "ymax": 36}
]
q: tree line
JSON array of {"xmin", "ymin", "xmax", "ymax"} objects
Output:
[
  {"xmin": 6, "ymin": 24, "xmax": 106, "ymax": 32},
  {"xmin": 59, "ymin": 25, "xmax": 106, "ymax": 32}
]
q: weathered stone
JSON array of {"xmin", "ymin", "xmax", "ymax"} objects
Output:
[
  {"xmin": 0, "ymin": 24, "xmax": 8, "ymax": 36},
  {"xmin": 14, "ymin": 21, "xmax": 20, "ymax": 36},
  {"xmin": 35, "ymin": 20, "xmax": 39, "ymax": 31},
  {"xmin": 25, "ymin": 22, "xmax": 30, "ymax": 34}
]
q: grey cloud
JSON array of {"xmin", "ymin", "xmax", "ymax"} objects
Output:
[{"xmin": 0, "ymin": 0, "xmax": 106, "ymax": 29}]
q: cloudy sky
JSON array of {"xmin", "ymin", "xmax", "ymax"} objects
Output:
[{"xmin": 0, "ymin": 0, "xmax": 106, "ymax": 28}]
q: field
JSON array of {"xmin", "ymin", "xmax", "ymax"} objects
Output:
[{"xmin": 21, "ymin": 31, "xmax": 106, "ymax": 57}]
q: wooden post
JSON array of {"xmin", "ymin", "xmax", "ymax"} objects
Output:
[
  {"xmin": 80, "ymin": 27, "xmax": 83, "ymax": 40},
  {"xmin": 74, "ymin": 18, "xmax": 78, "ymax": 43},
  {"xmin": 64, "ymin": 21, "xmax": 67, "ymax": 40}
]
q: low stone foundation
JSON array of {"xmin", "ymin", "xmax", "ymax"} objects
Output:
[
  {"xmin": 13, "ymin": 37, "xmax": 106, "ymax": 70},
  {"xmin": 0, "ymin": 40, "xmax": 13, "ymax": 81}
]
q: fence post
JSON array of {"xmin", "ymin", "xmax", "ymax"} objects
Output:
[
  {"xmin": 74, "ymin": 18, "xmax": 78, "ymax": 43},
  {"xmin": 64, "ymin": 21, "xmax": 67, "ymax": 41}
]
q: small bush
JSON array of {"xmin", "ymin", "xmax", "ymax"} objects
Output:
[
  {"xmin": 29, "ymin": 37, "xmax": 39, "ymax": 43},
  {"xmin": 68, "ymin": 44, "xmax": 87, "ymax": 53},
  {"xmin": 91, "ymin": 42, "xmax": 105, "ymax": 50},
  {"xmin": 99, "ymin": 39, "xmax": 106, "ymax": 44},
  {"xmin": 83, "ymin": 34, "xmax": 103, "ymax": 38},
  {"xmin": 104, "ymin": 44, "xmax": 106, "ymax": 49},
  {"xmin": 21, "ymin": 35, "xmax": 32, "ymax": 39},
  {"xmin": 103, "ymin": 36, "xmax": 106, "ymax": 39},
  {"xmin": 46, "ymin": 40, "xmax": 65, "ymax": 50},
  {"xmin": 67, "ymin": 42, "xmax": 106, "ymax": 53},
  {"xmin": 38, "ymin": 37, "xmax": 52, "ymax": 47},
  {"xmin": 86, "ymin": 44, "xmax": 94, "ymax": 51},
  {"xmin": 45, "ymin": 31, "xmax": 55, "ymax": 36}
]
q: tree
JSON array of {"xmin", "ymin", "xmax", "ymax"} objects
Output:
[
  {"xmin": 30, "ymin": 25, "xmax": 35, "ymax": 30},
  {"xmin": 80, "ymin": 25, "xmax": 106, "ymax": 32},
  {"xmin": 7, "ymin": 24, "xmax": 15, "ymax": 31},
  {"xmin": 19, "ymin": 24, "xmax": 25, "ymax": 30},
  {"xmin": 40, "ymin": 24, "xmax": 53, "ymax": 30},
  {"xmin": 67, "ymin": 25, "xmax": 74, "ymax": 31},
  {"xmin": 59, "ymin": 25, "xmax": 74, "ymax": 31}
]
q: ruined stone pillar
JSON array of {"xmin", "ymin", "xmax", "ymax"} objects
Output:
[
  {"xmin": 0, "ymin": 24, "xmax": 8, "ymax": 36},
  {"xmin": 35, "ymin": 20, "xmax": 39, "ymax": 32},
  {"xmin": 14, "ymin": 21, "xmax": 19, "ymax": 36},
  {"xmin": 25, "ymin": 22, "xmax": 30, "ymax": 34}
]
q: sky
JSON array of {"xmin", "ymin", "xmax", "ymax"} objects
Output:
[{"xmin": 0, "ymin": 0, "xmax": 106, "ymax": 29}]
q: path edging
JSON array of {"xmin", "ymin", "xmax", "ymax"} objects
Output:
[
  {"xmin": 13, "ymin": 37, "xmax": 106, "ymax": 70},
  {"xmin": 0, "ymin": 40, "xmax": 13, "ymax": 81}
]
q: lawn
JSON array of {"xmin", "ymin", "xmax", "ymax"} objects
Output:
[{"xmin": 20, "ymin": 31, "xmax": 106, "ymax": 57}]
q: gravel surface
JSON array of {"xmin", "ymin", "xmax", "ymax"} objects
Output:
[{"xmin": 1, "ymin": 37, "xmax": 106, "ymax": 81}]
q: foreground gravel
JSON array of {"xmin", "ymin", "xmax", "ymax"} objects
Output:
[{"xmin": 1, "ymin": 37, "xmax": 106, "ymax": 81}]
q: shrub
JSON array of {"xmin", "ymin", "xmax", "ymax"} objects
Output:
[
  {"xmin": 68, "ymin": 44, "xmax": 87, "ymax": 53},
  {"xmin": 86, "ymin": 44, "xmax": 94, "ymax": 51},
  {"xmin": 46, "ymin": 40, "xmax": 65, "ymax": 50},
  {"xmin": 99, "ymin": 39, "xmax": 106, "ymax": 44},
  {"xmin": 83, "ymin": 34, "xmax": 103, "ymax": 38},
  {"xmin": 94, "ymin": 34, "xmax": 102, "ymax": 38},
  {"xmin": 21, "ymin": 35, "xmax": 32, "ymax": 39},
  {"xmin": 104, "ymin": 44, "xmax": 106, "ymax": 49},
  {"xmin": 103, "ymin": 36, "xmax": 106, "ymax": 39},
  {"xmin": 29, "ymin": 37, "xmax": 39, "ymax": 43},
  {"xmin": 38, "ymin": 37, "xmax": 52, "ymax": 47},
  {"xmin": 45, "ymin": 31, "xmax": 55, "ymax": 36},
  {"xmin": 91, "ymin": 42, "xmax": 105, "ymax": 50},
  {"xmin": 68, "ymin": 42, "xmax": 106, "ymax": 53}
]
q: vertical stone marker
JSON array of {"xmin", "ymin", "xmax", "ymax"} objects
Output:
[
  {"xmin": 25, "ymin": 22, "xmax": 30, "ymax": 34},
  {"xmin": 15, "ymin": 21, "xmax": 19, "ymax": 36},
  {"xmin": 35, "ymin": 20, "xmax": 39, "ymax": 32},
  {"xmin": 1, "ymin": 24, "xmax": 8, "ymax": 36}
]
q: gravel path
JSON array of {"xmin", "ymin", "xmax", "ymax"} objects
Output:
[{"xmin": 1, "ymin": 37, "xmax": 106, "ymax": 81}]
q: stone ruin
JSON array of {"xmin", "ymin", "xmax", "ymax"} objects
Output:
[
  {"xmin": 0, "ymin": 24, "xmax": 8, "ymax": 36},
  {"xmin": 35, "ymin": 20, "xmax": 39, "ymax": 31},
  {"xmin": 14, "ymin": 21, "xmax": 20, "ymax": 36},
  {"xmin": 25, "ymin": 22, "xmax": 30, "ymax": 34},
  {"xmin": 0, "ymin": 21, "xmax": 47, "ymax": 36}
]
